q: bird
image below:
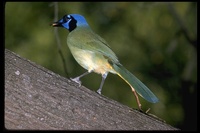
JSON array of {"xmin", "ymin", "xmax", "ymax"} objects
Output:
[{"xmin": 52, "ymin": 14, "xmax": 159, "ymax": 110}]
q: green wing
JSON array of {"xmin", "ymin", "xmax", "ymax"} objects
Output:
[{"xmin": 68, "ymin": 27, "xmax": 119, "ymax": 64}]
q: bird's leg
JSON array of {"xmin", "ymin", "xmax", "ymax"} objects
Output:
[
  {"xmin": 97, "ymin": 73, "xmax": 108, "ymax": 94},
  {"xmin": 131, "ymin": 86, "xmax": 142, "ymax": 111},
  {"xmin": 71, "ymin": 71, "xmax": 91, "ymax": 86}
]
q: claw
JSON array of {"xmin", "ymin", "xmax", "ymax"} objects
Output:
[
  {"xmin": 70, "ymin": 77, "xmax": 81, "ymax": 87},
  {"xmin": 97, "ymin": 89, "xmax": 101, "ymax": 94}
]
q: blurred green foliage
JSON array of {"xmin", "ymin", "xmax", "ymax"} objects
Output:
[{"xmin": 5, "ymin": 2, "xmax": 197, "ymax": 130}]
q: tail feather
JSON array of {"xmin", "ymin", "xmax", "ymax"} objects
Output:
[{"xmin": 112, "ymin": 64, "xmax": 159, "ymax": 103}]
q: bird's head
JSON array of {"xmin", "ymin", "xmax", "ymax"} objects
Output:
[{"xmin": 52, "ymin": 14, "xmax": 89, "ymax": 32}]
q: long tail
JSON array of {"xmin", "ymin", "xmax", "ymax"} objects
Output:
[{"xmin": 112, "ymin": 64, "xmax": 159, "ymax": 103}]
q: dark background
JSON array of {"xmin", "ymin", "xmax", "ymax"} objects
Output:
[{"xmin": 5, "ymin": 2, "xmax": 197, "ymax": 131}]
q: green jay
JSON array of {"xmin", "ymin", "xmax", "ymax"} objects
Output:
[{"xmin": 52, "ymin": 14, "xmax": 158, "ymax": 110}]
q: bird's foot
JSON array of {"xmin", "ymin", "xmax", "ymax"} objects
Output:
[
  {"xmin": 96, "ymin": 88, "xmax": 102, "ymax": 95},
  {"xmin": 70, "ymin": 77, "xmax": 82, "ymax": 87}
]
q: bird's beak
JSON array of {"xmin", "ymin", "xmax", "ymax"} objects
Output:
[{"xmin": 51, "ymin": 22, "xmax": 62, "ymax": 27}]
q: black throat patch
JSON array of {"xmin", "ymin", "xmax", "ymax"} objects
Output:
[{"xmin": 68, "ymin": 16, "xmax": 77, "ymax": 32}]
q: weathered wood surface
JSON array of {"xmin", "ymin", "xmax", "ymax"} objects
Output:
[{"xmin": 5, "ymin": 49, "xmax": 178, "ymax": 130}]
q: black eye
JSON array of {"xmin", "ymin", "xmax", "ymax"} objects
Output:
[{"xmin": 63, "ymin": 15, "xmax": 71, "ymax": 23}]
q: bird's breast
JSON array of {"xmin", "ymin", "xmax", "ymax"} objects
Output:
[{"xmin": 68, "ymin": 45, "xmax": 115, "ymax": 75}]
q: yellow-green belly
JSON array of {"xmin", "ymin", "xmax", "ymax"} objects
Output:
[{"xmin": 68, "ymin": 46, "xmax": 116, "ymax": 75}]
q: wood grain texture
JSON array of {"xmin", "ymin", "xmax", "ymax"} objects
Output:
[{"xmin": 5, "ymin": 49, "xmax": 178, "ymax": 130}]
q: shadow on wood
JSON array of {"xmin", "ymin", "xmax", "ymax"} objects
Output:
[{"xmin": 5, "ymin": 49, "xmax": 178, "ymax": 130}]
